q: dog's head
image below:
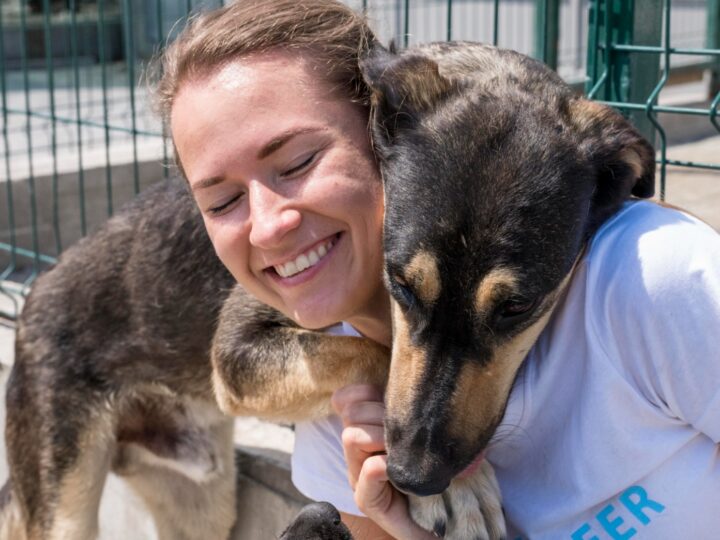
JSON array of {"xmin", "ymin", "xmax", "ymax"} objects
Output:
[{"xmin": 361, "ymin": 42, "xmax": 655, "ymax": 496}]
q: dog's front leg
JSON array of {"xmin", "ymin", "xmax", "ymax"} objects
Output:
[
  {"xmin": 211, "ymin": 285, "xmax": 390, "ymax": 422},
  {"xmin": 408, "ymin": 460, "xmax": 506, "ymax": 540}
]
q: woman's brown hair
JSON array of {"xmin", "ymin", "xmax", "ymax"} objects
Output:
[{"xmin": 152, "ymin": 0, "xmax": 377, "ymax": 127}]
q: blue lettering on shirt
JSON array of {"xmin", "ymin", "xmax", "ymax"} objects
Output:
[
  {"xmin": 596, "ymin": 504, "xmax": 636, "ymax": 540},
  {"xmin": 570, "ymin": 486, "xmax": 664, "ymax": 539},
  {"xmin": 618, "ymin": 485, "xmax": 666, "ymax": 525}
]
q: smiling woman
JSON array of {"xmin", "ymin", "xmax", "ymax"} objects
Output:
[
  {"xmin": 150, "ymin": 2, "xmax": 431, "ymax": 539},
  {"xmin": 170, "ymin": 51, "xmax": 387, "ymax": 334}
]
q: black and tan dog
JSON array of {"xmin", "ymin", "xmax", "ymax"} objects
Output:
[
  {"xmin": 0, "ymin": 180, "xmax": 392, "ymax": 539},
  {"xmin": 341, "ymin": 41, "xmax": 653, "ymax": 537},
  {"xmin": 215, "ymin": 42, "xmax": 656, "ymax": 540}
]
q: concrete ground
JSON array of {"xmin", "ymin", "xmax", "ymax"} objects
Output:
[{"xmin": 661, "ymin": 135, "xmax": 720, "ymax": 231}]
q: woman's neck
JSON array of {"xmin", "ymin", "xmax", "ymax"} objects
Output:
[{"xmin": 345, "ymin": 292, "xmax": 392, "ymax": 348}]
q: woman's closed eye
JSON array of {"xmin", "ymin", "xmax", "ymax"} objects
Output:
[
  {"xmin": 280, "ymin": 151, "xmax": 318, "ymax": 178},
  {"xmin": 208, "ymin": 193, "xmax": 244, "ymax": 216}
]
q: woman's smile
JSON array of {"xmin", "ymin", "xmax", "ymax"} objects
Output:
[
  {"xmin": 266, "ymin": 232, "xmax": 341, "ymax": 283},
  {"xmin": 171, "ymin": 50, "xmax": 389, "ymax": 334}
]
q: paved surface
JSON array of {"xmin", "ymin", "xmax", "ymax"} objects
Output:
[{"xmin": 662, "ymin": 135, "xmax": 720, "ymax": 231}]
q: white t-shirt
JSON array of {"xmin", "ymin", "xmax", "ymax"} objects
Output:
[{"xmin": 291, "ymin": 201, "xmax": 720, "ymax": 538}]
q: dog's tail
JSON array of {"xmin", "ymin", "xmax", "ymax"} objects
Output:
[{"xmin": 0, "ymin": 480, "xmax": 26, "ymax": 540}]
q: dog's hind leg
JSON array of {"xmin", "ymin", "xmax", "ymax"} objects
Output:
[
  {"xmin": 113, "ymin": 395, "xmax": 236, "ymax": 540},
  {"xmin": 5, "ymin": 383, "xmax": 115, "ymax": 540},
  {"xmin": 0, "ymin": 481, "xmax": 27, "ymax": 540}
]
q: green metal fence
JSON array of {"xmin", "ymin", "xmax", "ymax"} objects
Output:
[
  {"xmin": 1, "ymin": 0, "xmax": 718, "ymax": 320},
  {"xmin": 586, "ymin": 0, "xmax": 720, "ymax": 199}
]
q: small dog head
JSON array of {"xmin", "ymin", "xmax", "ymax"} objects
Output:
[
  {"xmin": 279, "ymin": 501, "xmax": 352, "ymax": 540},
  {"xmin": 361, "ymin": 42, "xmax": 654, "ymax": 495}
]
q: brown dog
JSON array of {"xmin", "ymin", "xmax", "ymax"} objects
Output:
[
  {"xmin": 0, "ymin": 179, "xmax": 390, "ymax": 539},
  {"xmin": 344, "ymin": 40, "xmax": 653, "ymax": 538},
  {"xmin": 213, "ymin": 41, "xmax": 654, "ymax": 540}
]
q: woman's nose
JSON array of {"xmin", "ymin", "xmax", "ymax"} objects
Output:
[{"xmin": 247, "ymin": 181, "xmax": 302, "ymax": 249}]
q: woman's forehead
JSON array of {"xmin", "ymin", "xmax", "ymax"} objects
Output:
[{"xmin": 179, "ymin": 50, "xmax": 332, "ymax": 99}]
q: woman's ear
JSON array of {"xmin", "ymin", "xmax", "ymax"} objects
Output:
[
  {"xmin": 566, "ymin": 99, "xmax": 656, "ymax": 204},
  {"xmin": 360, "ymin": 45, "xmax": 457, "ymax": 146}
]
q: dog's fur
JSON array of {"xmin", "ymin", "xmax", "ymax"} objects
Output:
[
  {"xmin": 0, "ymin": 180, "xmax": 389, "ymax": 539},
  {"xmin": 0, "ymin": 40, "xmax": 655, "ymax": 540},
  {"xmin": 350, "ymin": 41, "xmax": 654, "ymax": 537},
  {"xmin": 279, "ymin": 502, "xmax": 353, "ymax": 540}
]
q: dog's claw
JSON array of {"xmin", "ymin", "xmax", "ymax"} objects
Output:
[{"xmin": 408, "ymin": 460, "xmax": 506, "ymax": 540}]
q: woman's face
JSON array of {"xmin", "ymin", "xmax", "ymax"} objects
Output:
[{"xmin": 171, "ymin": 51, "xmax": 387, "ymax": 332}]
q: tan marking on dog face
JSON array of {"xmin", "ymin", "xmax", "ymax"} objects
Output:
[
  {"xmin": 451, "ymin": 267, "xmax": 578, "ymax": 443},
  {"xmin": 447, "ymin": 308, "xmax": 552, "ymax": 442},
  {"xmin": 568, "ymin": 99, "xmax": 608, "ymax": 131},
  {"xmin": 404, "ymin": 251, "xmax": 442, "ymax": 305},
  {"xmin": 385, "ymin": 300, "xmax": 427, "ymax": 423},
  {"xmin": 474, "ymin": 268, "xmax": 519, "ymax": 315}
]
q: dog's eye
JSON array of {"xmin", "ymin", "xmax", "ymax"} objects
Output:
[
  {"xmin": 494, "ymin": 297, "xmax": 539, "ymax": 330},
  {"xmin": 390, "ymin": 277, "xmax": 417, "ymax": 309}
]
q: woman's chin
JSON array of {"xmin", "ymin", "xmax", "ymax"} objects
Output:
[{"xmin": 289, "ymin": 311, "xmax": 338, "ymax": 331}]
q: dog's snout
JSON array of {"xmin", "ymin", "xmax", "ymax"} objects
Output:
[
  {"xmin": 299, "ymin": 501, "xmax": 342, "ymax": 524},
  {"xmin": 387, "ymin": 459, "xmax": 452, "ymax": 496}
]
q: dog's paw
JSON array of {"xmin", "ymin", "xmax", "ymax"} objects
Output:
[
  {"xmin": 408, "ymin": 460, "xmax": 506, "ymax": 540},
  {"xmin": 408, "ymin": 492, "xmax": 451, "ymax": 537}
]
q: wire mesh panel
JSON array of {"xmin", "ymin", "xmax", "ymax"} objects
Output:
[
  {"xmin": 0, "ymin": 0, "xmax": 716, "ymax": 319},
  {"xmin": 0, "ymin": 0, "xmax": 224, "ymax": 316},
  {"xmin": 586, "ymin": 0, "xmax": 720, "ymax": 198}
]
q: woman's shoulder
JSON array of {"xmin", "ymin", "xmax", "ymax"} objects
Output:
[
  {"xmin": 585, "ymin": 200, "xmax": 720, "ymax": 298},
  {"xmin": 591, "ymin": 200, "xmax": 717, "ymax": 254}
]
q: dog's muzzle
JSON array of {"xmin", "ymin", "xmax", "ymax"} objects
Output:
[{"xmin": 387, "ymin": 458, "xmax": 455, "ymax": 496}]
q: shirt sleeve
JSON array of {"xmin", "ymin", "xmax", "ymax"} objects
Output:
[
  {"xmin": 291, "ymin": 415, "xmax": 363, "ymax": 515},
  {"xmin": 587, "ymin": 202, "xmax": 720, "ymax": 442}
]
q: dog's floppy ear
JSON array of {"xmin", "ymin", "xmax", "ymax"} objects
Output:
[
  {"xmin": 568, "ymin": 99, "xmax": 656, "ymax": 207},
  {"xmin": 360, "ymin": 44, "xmax": 457, "ymax": 144}
]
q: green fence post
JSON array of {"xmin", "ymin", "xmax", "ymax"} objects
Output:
[
  {"xmin": 585, "ymin": 0, "xmax": 662, "ymax": 146},
  {"xmin": 709, "ymin": 0, "xmax": 720, "ymax": 97},
  {"xmin": 534, "ymin": 0, "xmax": 560, "ymax": 69},
  {"xmin": 629, "ymin": 0, "xmax": 663, "ymax": 148}
]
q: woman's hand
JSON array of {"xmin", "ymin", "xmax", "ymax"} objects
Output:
[{"xmin": 332, "ymin": 384, "xmax": 436, "ymax": 540}]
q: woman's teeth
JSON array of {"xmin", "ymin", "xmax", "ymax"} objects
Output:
[{"xmin": 274, "ymin": 238, "xmax": 334, "ymax": 278}]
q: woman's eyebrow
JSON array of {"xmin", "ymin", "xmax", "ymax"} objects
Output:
[
  {"xmin": 192, "ymin": 127, "xmax": 326, "ymax": 191},
  {"xmin": 257, "ymin": 127, "xmax": 324, "ymax": 159},
  {"xmin": 191, "ymin": 176, "xmax": 224, "ymax": 192}
]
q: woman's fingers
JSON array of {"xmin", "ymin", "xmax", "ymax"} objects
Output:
[
  {"xmin": 355, "ymin": 454, "xmax": 437, "ymax": 540},
  {"xmin": 332, "ymin": 384, "xmax": 387, "ymax": 489},
  {"xmin": 354, "ymin": 453, "xmax": 394, "ymax": 515},
  {"xmin": 331, "ymin": 384, "xmax": 384, "ymax": 415},
  {"xmin": 341, "ymin": 424, "xmax": 385, "ymax": 489},
  {"xmin": 332, "ymin": 385, "xmax": 435, "ymax": 539}
]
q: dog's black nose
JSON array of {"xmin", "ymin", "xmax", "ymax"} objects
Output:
[
  {"xmin": 386, "ymin": 460, "xmax": 452, "ymax": 497},
  {"xmin": 279, "ymin": 501, "xmax": 352, "ymax": 540}
]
